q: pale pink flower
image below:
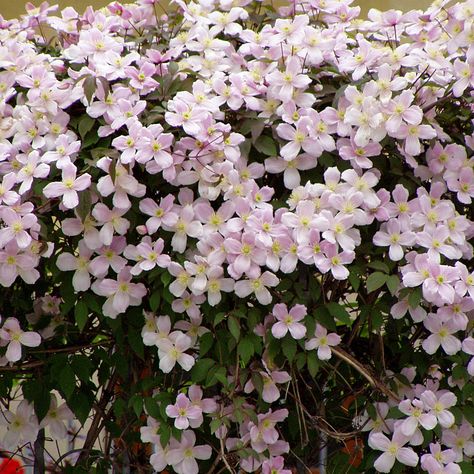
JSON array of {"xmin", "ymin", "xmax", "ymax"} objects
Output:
[
  {"xmin": 40, "ymin": 395, "xmax": 74, "ymax": 439},
  {"xmin": 139, "ymin": 195, "xmax": 178, "ymax": 234},
  {"xmin": 373, "ymin": 219, "xmax": 416, "ymax": 261},
  {"xmin": 0, "ymin": 400, "xmax": 39, "ymax": 449},
  {"xmin": 398, "ymin": 398, "xmax": 437, "ymax": 436},
  {"xmin": 420, "ymin": 390, "xmax": 457, "ymax": 428},
  {"xmin": 91, "ymin": 267, "xmax": 147, "ymax": 318},
  {"xmin": 234, "ymin": 270, "xmax": 279, "ymax": 305},
  {"xmin": 271, "ymin": 303, "xmax": 307, "ymax": 339},
  {"xmin": 423, "ymin": 313, "xmax": 462, "ymax": 355},
  {"xmin": 157, "ymin": 332, "xmax": 195, "ymax": 373},
  {"xmin": 166, "ymin": 393, "xmax": 202, "ymax": 430},
  {"xmin": 56, "ymin": 239, "xmax": 94, "ymax": 292},
  {"xmin": 0, "ymin": 317, "xmax": 41, "ymax": 362},
  {"xmin": 305, "ymin": 324, "xmax": 341, "ymax": 360},
  {"xmin": 43, "ymin": 162, "xmax": 91, "ymax": 209},
  {"xmin": 0, "ymin": 208, "xmax": 37, "ymax": 249},
  {"xmin": 166, "ymin": 430, "xmax": 212, "ymax": 474}
]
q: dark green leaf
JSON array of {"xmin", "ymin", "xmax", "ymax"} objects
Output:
[
  {"xmin": 366, "ymin": 272, "xmax": 388, "ymax": 293},
  {"xmin": 386, "ymin": 275, "xmax": 399, "ymax": 295},
  {"xmin": 238, "ymin": 337, "xmax": 254, "ymax": 366},
  {"xmin": 367, "ymin": 261, "xmax": 389, "ymax": 273},
  {"xmin": 74, "ymin": 300, "xmax": 89, "ymax": 332},
  {"xmin": 254, "ymin": 135, "xmax": 277, "ymax": 156},
  {"xmin": 282, "ymin": 337, "xmax": 297, "ymax": 363},
  {"xmin": 78, "ymin": 115, "xmax": 95, "ymax": 139},
  {"xmin": 228, "ymin": 316, "xmax": 240, "ymax": 341},
  {"xmin": 408, "ymin": 288, "xmax": 422, "ymax": 309},
  {"xmin": 199, "ymin": 332, "xmax": 214, "ymax": 357},
  {"xmin": 326, "ymin": 303, "xmax": 351, "ymax": 325},
  {"xmin": 144, "ymin": 397, "xmax": 161, "ymax": 419},
  {"xmin": 150, "ymin": 292, "xmax": 161, "ymax": 312},
  {"xmin": 190, "ymin": 358, "xmax": 215, "ymax": 383},
  {"xmin": 59, "ymin": 365, "xmax": 76, "ymax": 400},
  {"xmin": 70, "ymin": 391, "xmax": 93, "ymax": 425}
]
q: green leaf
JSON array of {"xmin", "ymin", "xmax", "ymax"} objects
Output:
[
  {"xmin": 149, "ymin": 291, "xmax": 161, "ymax": 312},
  {"xmin": 83, "ymin": 75, "xmax": 97, "ymax": 104},
  {"xmin": 33, "ymin": 385, "xmax": 51, "ymax": 423},
  {"xmin": 144, "ymin": 397, "xmax": 161, "ymax": 419},
  {"xmin": 307, "ymin": 351, "xmax": 319, "ymax": 377},
  {"xmin": 71, "ymin": 355, "xmax": 93, "ymax": 382},
  {"xmin": 238, "ymin": 337, "xmax": 254, "ymax": 366},
  {"xmin": 74, "ymin": 300, "xmax": 89, "ymax": 332},
  {"xmin": 254, "ymin": 135, "xmax": 277, "ymax": 156},
  {"xmin": 213, "ymin": 312, "xmax": 227, "ymax": 326},
  {"xmin": 77, "ymin": 190, "xmax": 92, "ymax": 224},
  {"xmin": 227, "ymin": 316, "xmax": 241, "ymax": 341},
  {"xmin": 190, "ymin": 358, "xmax": 215, "ymax": 383},
  {"xmin": 314, "ymin": 306, "xmax": 337, "ymax": 331},
  {"xmin": 70, "ymin": 391, "xmax": 93, "ymax": 425},
  {"xmin": 366, "ymin": 272, "xmax": 388, "ymax": 293},
  {"xmin": 326, "ymin": 302, "xmax": 351, "ymax": 325},
  {"xmin": 130, "ymin": 395, "xmax": 143, "ymax": 418},
  {"xmin": 282, "ymin": 337, "xmax": 297, "ymax": 363},
  {"xmin": 386, "ymin": 275, "xmax": 399, "ymax": 295},
  {"xmin": 458, "ymin": 462, "xmax": 474, "ymax": 474},
  {"xmin": 367, "ymin": 261, "xmax": 390, "ymax": 273},
  {"xmin": 348, "ymin": 271, "xmax": 360, "ymax": 291},
  {"xmin": 408, "ymin": 287, "xmax": 422, "ymax": 309},
  {"xmin": 78, "ymin": 115, "xmax": 95, "ymax": 139},
  {"xmin": 212, "ymin": 367, "xmax": 228, "ymax": 386},
  {"xmin": 199, "ymin": 332, "xmax": 214, "ymax": 357},
  {"xmin": 128, "ymin": 329, "xmax": 144, "ymax": 359},
  {"xmin": 59, "ymin": 365, "xmax": 76, "ymax": 400}
]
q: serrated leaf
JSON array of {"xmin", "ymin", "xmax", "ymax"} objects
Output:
[
  {"xmin": 348, "ymin": 271, "xmax": 360, "ymax": 291},
  {"xmin": 33, "ymin": 385, "xmax": 51, "ymax": 423},
  {"xmin": 74, "ymin": 300, "xmax": 88, "ymax": 332},
  {"xmin": 71, "ymin": 355, "xmax": 93, "ymax": 382},
  {"xmin": 366, "ymin": 272, "xmax": 388, "ymax": 293},
  {"xmin": 129, "ymin": 329, "xmax": 144, "ymax": 359}
]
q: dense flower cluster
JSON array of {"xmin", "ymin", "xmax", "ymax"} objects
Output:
[{"xmin": 0, "ymin": 0, "xmax": 473, "ymax": 472}]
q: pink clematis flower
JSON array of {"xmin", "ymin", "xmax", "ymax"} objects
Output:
[
  {"xmin": 166, "ymin": 430, "xmax": 212, "ymax": 474},
  {"xmin": 368, "ymin": 430, "xmax": 418, "ymax": 473},
  {"xmin": 43, "ymin": 163, "xmax": 91, "ymax": 209},
  {"xmin": 0, "ymin": 317, "xmax": 41, "ymax": 362},
  {"xmin": 166, "ymin": 393, "xmax": 202, "ymax": 430},
  {"xmin": 271, "ymin": 303, "xmax": 307, "ymax": 339},
  {"xmin": 305, "ymin": 324, "xmax": 341, "ymax": 360}
]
